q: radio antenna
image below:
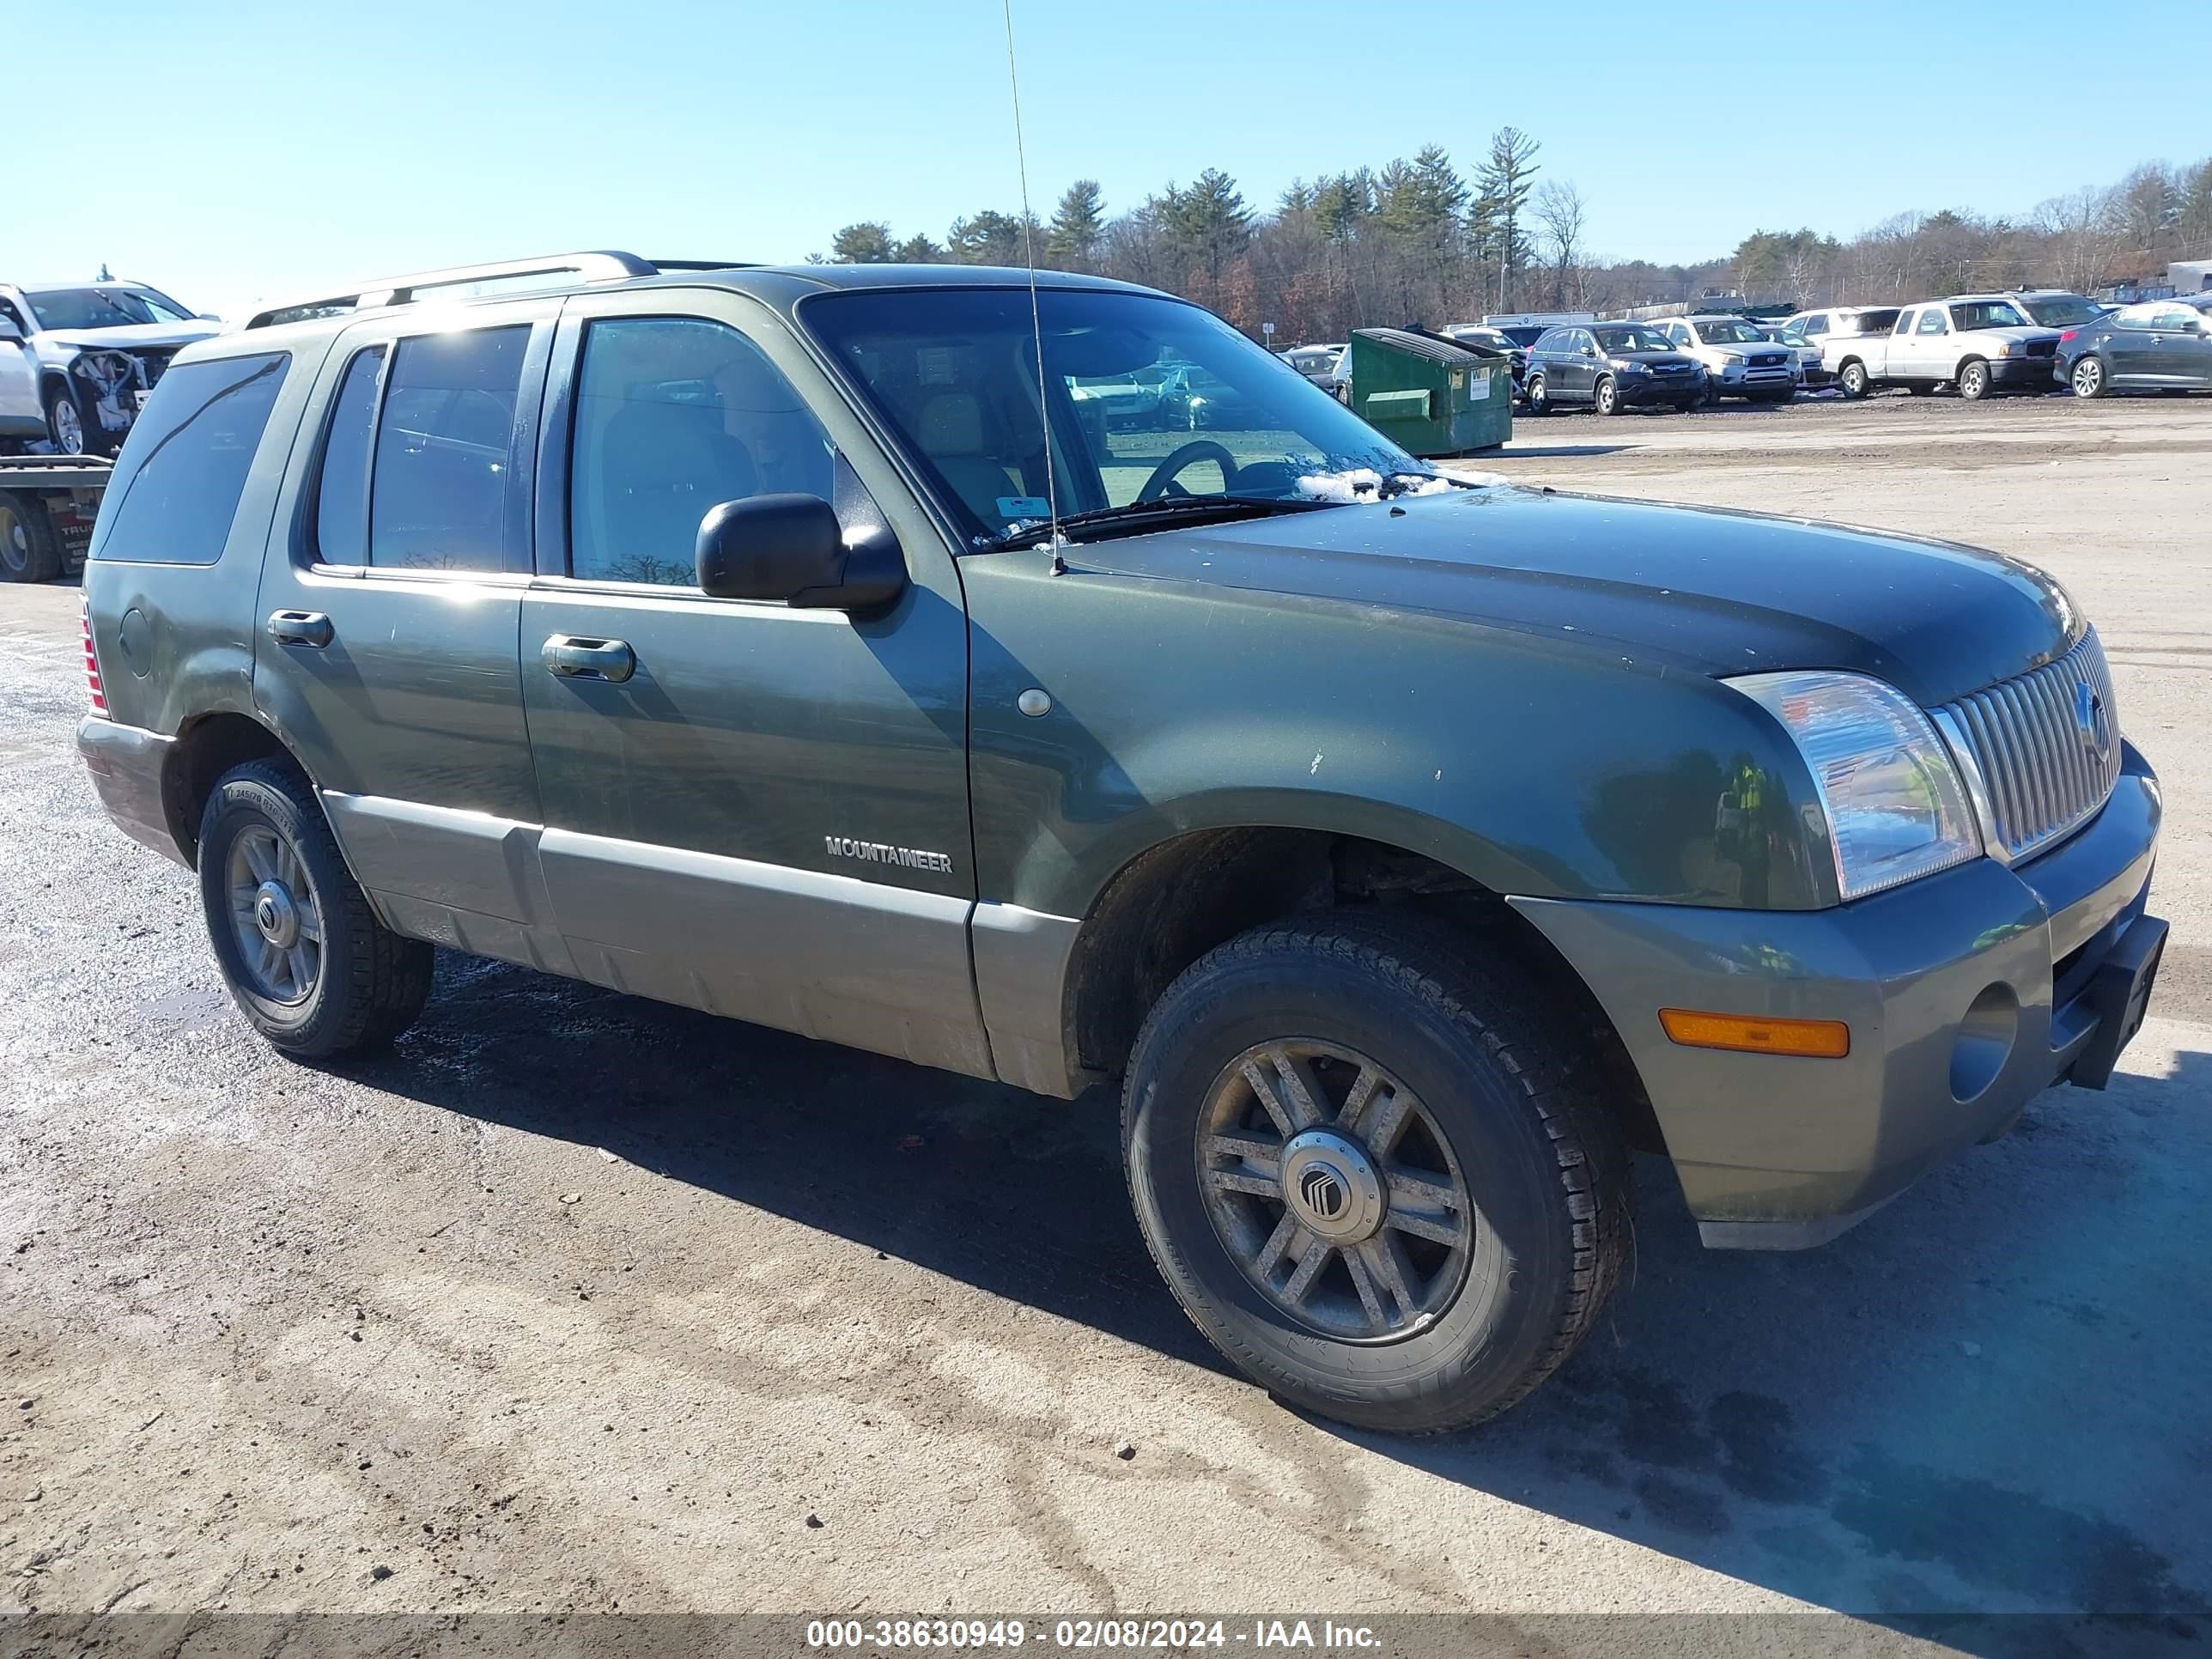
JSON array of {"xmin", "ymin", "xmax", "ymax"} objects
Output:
[{"xmin": 1000, "ymin": 0, "xmax": 1064, "ymax": 572}]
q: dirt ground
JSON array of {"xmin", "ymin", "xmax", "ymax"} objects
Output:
[{"xmin": 3, "ymin": 391, "xmax": 2209, "ymax": 1651}]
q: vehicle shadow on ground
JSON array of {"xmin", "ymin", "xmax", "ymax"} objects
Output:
[{"xmin": 351, "ymin": 956, "xmax": 2212, "ymax": 1652}]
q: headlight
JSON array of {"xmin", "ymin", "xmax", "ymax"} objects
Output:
[
  {"xmin": 1729, "ymin": 671, "xmax": 1983, "ymax": 902},
  {"xmin": 1991, "ymin": 343, "xmax": 2015, "ymax": 357},
  {"xmin": 1613, "ymin": 360, "xmax": 1649, "ymax": 374}
]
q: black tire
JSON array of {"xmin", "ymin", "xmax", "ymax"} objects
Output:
[
  {"xmin": 1673, "ymin": 398, "xmax": 1700, "ymax": 414},
  {"xmin": 42, "ymin": 380, "xmax": 113, "ymax": 458},
  {"xmin": 1121, "ymin": 910, "xmax": 1630, "ymax": 1435},
  {"xmin": 1593, "ymin": 376, "xmax": 1620, "ymax": 416},
  {"xmin": 0, "ymin": 490, "xmax": 61, "ymax": 583},
  {"xmin": 1838, "ymin": 361, "xmax": 1869, "ymax": 399},
  {"xmin": 1956, "ymin": 361, "xmax": 1990, "ymax": 401},
  {"xmin": 2070, "ymin": 356, "xmax": 2107, "ymax": 398},
  {"xmin": 198, "ymin": 759, "xmax": 433, "ymax": 1059},
  {"xmin": 1525, "ymin": 374, "xmax": 1551, "ymax": 415}
]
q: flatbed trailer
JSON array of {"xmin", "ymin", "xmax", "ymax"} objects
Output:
[{"xmin": 0, "ymin": 454, "xmax": 110, "ymax": 582}]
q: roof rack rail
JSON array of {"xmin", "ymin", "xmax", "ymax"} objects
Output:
[
  {"xmin": 241, "ymin": 251, "xmax": 659, "ymax": 331},
  {"xmin": 647, "ymin": 259, "xmax": 757, "ymax": 272}
]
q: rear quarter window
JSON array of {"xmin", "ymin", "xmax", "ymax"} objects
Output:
[{"xmin": 88, "ymin": 353, "xmax": 289, "ymax": 564}]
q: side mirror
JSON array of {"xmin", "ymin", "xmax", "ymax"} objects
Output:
[
  {"xmin": 695, "ymin": 493, "xmax": 908, "ymax": 613},
  {"xmin": 0, "ymin": 319, "xmax": 21, "ymax": 344}
]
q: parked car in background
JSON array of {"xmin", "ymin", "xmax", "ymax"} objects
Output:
[
  {"xmin": 1782, "ymin": 307, "xmax": 1904, "ymax": 356},
  {"xmin": 2000, "ymin": 290, "xmax": 2109, "ymax": 331},
  {"xmin": 2057, "ymin": 293, "xmax": 2212, "ymax": 398},
  {"xmin": 1154, "ymin": 361, "xmax": 1264, "ymax": 430},
  {"xmin": 1758, "ymin": 322, "xmax": 1831, "ymax": 389},
  {"xmin": 1524, "ymin": 323, "xmax": 1705, "ymax": 415},
  {"xmin": 1827, "ymin": 296, "xmax": 2061, "ymax": 401},
  {"xmin": 1279, "ymin": 343, "xmax": 1344, "ymax": 392},
  {"xmin": 1656, "ymin": 314, "xmax": 1796, "ymax": 403},
  {"xmin": 0, "ymin": 281, "xmax": 222, "ymax": 455},
  {"xmin": 0, "ymin": 321, "xmax": 43, "ymax": 451}
]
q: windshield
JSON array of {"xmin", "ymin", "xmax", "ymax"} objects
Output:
[
  {"xmin": 1692, "ymin": 319, "xmax": 1768, "ymax": 344},
  {"xmin": 1950, "ymin": 301, "xmax": 2031, "ymax": 331},
  {"xmin": 25, "ymin": 286, "xmax": 193, "ymax": 331},
  {"xmin": 2016, "ymin": 295, "xmax": 2102, "ymax": 327},
  {"xmin": 1594, "ymin": 325, "xmax": 1674, "ymax": 354},
  {"xmin": 802, "ymin": 287, "xmax": 1437, "ymax": 545}
]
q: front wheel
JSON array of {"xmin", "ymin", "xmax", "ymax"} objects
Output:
[
  {"xmin": 1957, "ymin": 361, "xmax": 1991, "ymax": 401},
  {"xmin": 198, "ymin": 760, "xmax": 434, "ymax": 1059},
  {"xmin": 2070, "ymin": 357, "xmax": 2107, "ymax": 398},
  {"xmin": 1121, "ymin": 913, "xmax": 1630, "ymax": 1434},
  {"xmin": 1524, "ymin": 374, "xmax": 1551, "ymax": 415},
  {"xmin": 44, "ymin": 383, "xmax": 92, "ymax": 456},
  {"xmin": 1593, "ymin": 376, "xmax": 1620, "ymax": 416}
]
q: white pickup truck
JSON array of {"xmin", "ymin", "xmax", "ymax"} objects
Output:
[{"xmin": 1827, "ymin": 295, "xmax": 2061, "ymax": 401}]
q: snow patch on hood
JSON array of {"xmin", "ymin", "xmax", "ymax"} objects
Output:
[{"xmin": 1295, "ymin": 468, "xmax": 1466, "ymax": 503}]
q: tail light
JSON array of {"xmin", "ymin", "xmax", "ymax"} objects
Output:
[
  {"xmin": 2059, "ymin": 328, "xmax": 2080, "ymax": 344},
  {"xmin": 82, "ymin": 598, "xmax": 107, "ymax": 715}
]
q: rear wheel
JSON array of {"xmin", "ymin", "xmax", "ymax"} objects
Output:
[
  {"xmin": 1838, "ymin": 361, "xmax": 1869, "ymax": 399},
  {"xmin": 2070, "ymin": 356, "xmax": 2107, "ymax": 398},
  {"xmin": 0, "ymin": 490, "xmax": 61, "ymax": 583},
  {"xmin": 198, "ymin": 760, "xmax": 433, "ymax": 1059},
  {"xmin": 1593, "ymin": 376, "xmax": 1620, "ymax": 416},
  {"xmin": 1121, "ymin": 911, "xmax": 1630, "ymax": 1434},
  {"xmin": 1957, "ymin": 360, "xmax": 1991, "ymax": 401}
]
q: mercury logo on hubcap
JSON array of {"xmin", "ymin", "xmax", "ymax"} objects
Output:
[
  {"xmin": 1279, "ymin": 1128, "xmax": 1388, "ymax": 1244},
  {"xmin": 1298, "ymin": 1164, "xmax": 1348, "ymax": 1221}
]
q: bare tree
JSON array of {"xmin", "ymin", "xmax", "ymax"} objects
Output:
[
  {"xmin": 1533, "ymin": 179, "xmax": 1587, "ymax": 308},
  {"xmin": 2035, "ymin": 187, "xmax": 2124, "ymax": 294}
]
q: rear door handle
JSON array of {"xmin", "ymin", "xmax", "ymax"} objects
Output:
[
  {"xmin": 542, "ymin": 635, "xmax": 636, "ymax": 684},
  {"xmin": 266, "ymin": 610, "xmax": 333, "ymax": 648}
]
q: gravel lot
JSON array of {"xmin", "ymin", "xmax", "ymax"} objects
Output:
[{"xmin": 3, "ymin": 392, "xmax": 2208, "ymax": 1652}]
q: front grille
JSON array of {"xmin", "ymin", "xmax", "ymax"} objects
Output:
[
  {"xmin": 2024, "ymin": 339, "xmax": 2057, "ymax": 359},
  {"xmin": 1751, "ymin": 352, "xmax": 1784, "ymax": 368},
  {"xmin": 1934, "ymin": 629, "xmax": 2120, "ymax": 863}
]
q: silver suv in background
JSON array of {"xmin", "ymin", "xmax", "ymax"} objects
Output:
[
  {"xmin": 1656, "ymin": 314, "xmax": 1798, "ymax": 403},
  {"xmin": 0, "ymin": 281, "xmax": 222, "ymax": 455}
]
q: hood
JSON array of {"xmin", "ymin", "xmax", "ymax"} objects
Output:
[
  {"xmin": 1071, "ymin": 486, "xmax": 2076, "ymax": 708},
  {"xmin": 39, "ymin": 321, "xmax": 221, "ymax": 354},
  {"xmin": 1971, "ymin": 325, "xmax": 2061, "ymax": 344},
  {"xmin": 1608, "ymin": 350, "xmax": 1699, "ymax": 368}
]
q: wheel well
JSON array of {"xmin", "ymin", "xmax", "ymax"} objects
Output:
[
  {"xmin": 1064, "ymin": 829, "xmax": 1663, "ymax": 1152},
  {"xmin": 162, "ymin": 713, "xmax": 300, "ymax": 862}
]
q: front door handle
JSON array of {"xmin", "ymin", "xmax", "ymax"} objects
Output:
[
  {"xmin": 542, "ymin": 635, "xmax": 636, "ymax": 684},
  {"xmin": 267, "ymin": 610, "xmax": 332, "ymax": 648}
]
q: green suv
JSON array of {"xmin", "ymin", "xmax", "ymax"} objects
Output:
[{"xmin": 77, "ymin": 252, "xmax": 2166, "ymax": 1433}]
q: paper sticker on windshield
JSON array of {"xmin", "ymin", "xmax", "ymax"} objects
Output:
[{"xmin": 997, "ymin": 496, "xmax": 1051, "ymax": 520}]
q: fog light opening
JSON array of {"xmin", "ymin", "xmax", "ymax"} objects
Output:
[{"xmin": 1950, "ymin": 982, "xmax": 2020, "ymax": 1104}]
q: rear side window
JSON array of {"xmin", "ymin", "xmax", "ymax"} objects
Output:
[
  {"xmin": 313, "ymin": 345, "xmax": 385, "ymax": 565},
  {"xmin": 368, "ymin": 326, "xmax": 527, "ymax": 572},
  {"xmin": 89, "ymin": 353, "xmax": 289, "ymax": 564}
]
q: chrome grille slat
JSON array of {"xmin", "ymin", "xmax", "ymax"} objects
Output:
[{"xmin": 1935, "ymin": 630, "xmax": 2120, "ymax": 862}]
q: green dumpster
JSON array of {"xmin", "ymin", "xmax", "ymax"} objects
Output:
[{"xmin": 1345, "ymin": 327, "xmax": 1512, "ymax": 455}]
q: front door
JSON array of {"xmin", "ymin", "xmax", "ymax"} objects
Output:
[
  {"xmin": 253, "ymin": 305, "xmax": 564, "ymax": 965},
  {"xmin": 517, "ymin": 290, "xmax": 991, "ymax": 1077}
]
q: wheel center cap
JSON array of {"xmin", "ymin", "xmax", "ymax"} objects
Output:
[
  {"xmin": 1279, "ymin": 1129, "xmax": 1387, "ymax": 1244},
  {"xmin": 253, "ymin": 882, "xmax": 300, "ymax": 950}
]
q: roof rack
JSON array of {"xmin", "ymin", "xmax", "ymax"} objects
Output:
[{"xmin": 241, "ymin": 251, "xmax": 667, "ymax": 331}]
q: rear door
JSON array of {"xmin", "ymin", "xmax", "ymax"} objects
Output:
[
  {"xmin": 253, "ymin": 302, "xmax": 562, "ymax": 964},
  {"xmin": 2141, "ymin": 303, "xmax": 2207, "ymax": 383},
  {"xmin": 516, "ymin": 287, "xmax": 990, "ymax": 1077},
  {"xmin": 2100, "ymin": 307, "xmax": 2162, "ymax": 386}
]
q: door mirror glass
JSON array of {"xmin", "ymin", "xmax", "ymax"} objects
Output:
[{"xmin": 696, "ymin": 492, "xmax": 907, "ymax": 613}]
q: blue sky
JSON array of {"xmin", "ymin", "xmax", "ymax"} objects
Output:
[{"xmin": 21, "ymin": 0, "xmax": 2204, "ymax": 319}]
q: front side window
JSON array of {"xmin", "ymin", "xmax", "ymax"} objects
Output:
[
  {"xmin": 804, "ymin": 287, "xmax": 1435, "ymax": 544},
  {"xmin": 368, "ymin": 326, "xmax": 527, "ymax": 572},
  {"xmin": 89, "ymin": 353, "xmax": 289, "ymax": 564},
  {"xmin": 568, "ymin": 316, "xmax": 835, "ymax": 586}
]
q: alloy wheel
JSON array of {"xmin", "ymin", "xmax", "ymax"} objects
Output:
[
  {"xmin": 1196, "ymin": 1039, "xmax": 1474, "ymax": 1343},
  {"xmin": 2072, "ymin": 358, "xmax": 2104, "ymax": 398},
  {"xmin": 50, "ymin": 397, "xmax": 85, "ymax": 455},
  {"xmin": 225, "ymin": 824, "xmax": 325, "ymax": 1006}
]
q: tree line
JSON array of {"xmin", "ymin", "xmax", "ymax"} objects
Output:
[{"xmin": 819, "ymin": 137, "xmax": 2212, "ymax": 343}]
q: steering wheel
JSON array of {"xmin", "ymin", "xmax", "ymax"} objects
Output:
[{"xmin": 1136, "ymin": 440, "xmax": 1240, "ymax": 502}]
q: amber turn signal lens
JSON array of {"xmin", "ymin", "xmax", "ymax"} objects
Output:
[{"xmin": 1658, "ymin": 1008, "xmax": 1851, "ymax": 1059}]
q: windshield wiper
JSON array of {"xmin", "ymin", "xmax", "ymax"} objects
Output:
[{"xmin": 979, "ymin": 494, "xmax": 1325, "ymax": 551}]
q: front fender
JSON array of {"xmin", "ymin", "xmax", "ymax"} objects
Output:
[{"xmin": 962, "ymin": 550, "xmax": 1831, "ymax": 922}]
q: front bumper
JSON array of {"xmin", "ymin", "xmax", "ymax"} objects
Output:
[
  {"xmin": 1987, "ymin": 356, "xmax": 2057, "ymax": 387},
  {"xmin": 77, "ymin": 715, "xmax": 186, "ymax": 866},
  {"xmin": 1713, "ymin": 369, "xmax": 1796, "ymax": 398},
  {"xmin": 1617, "ymin": 373, "xmax": 1704, "ymax": 404},
  {"xmin": 1511, "ymin": 743, "xmax": 2163, "ymax": 1248}
]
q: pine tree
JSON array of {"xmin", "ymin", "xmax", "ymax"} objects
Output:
[
  {"xmin": 1475, "ymin": 128, "xmax": 1540, "ymax": 308},
  {"xmin": 1047, "ymin": 180, "xmax": 1106, "ymax": 270}
]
